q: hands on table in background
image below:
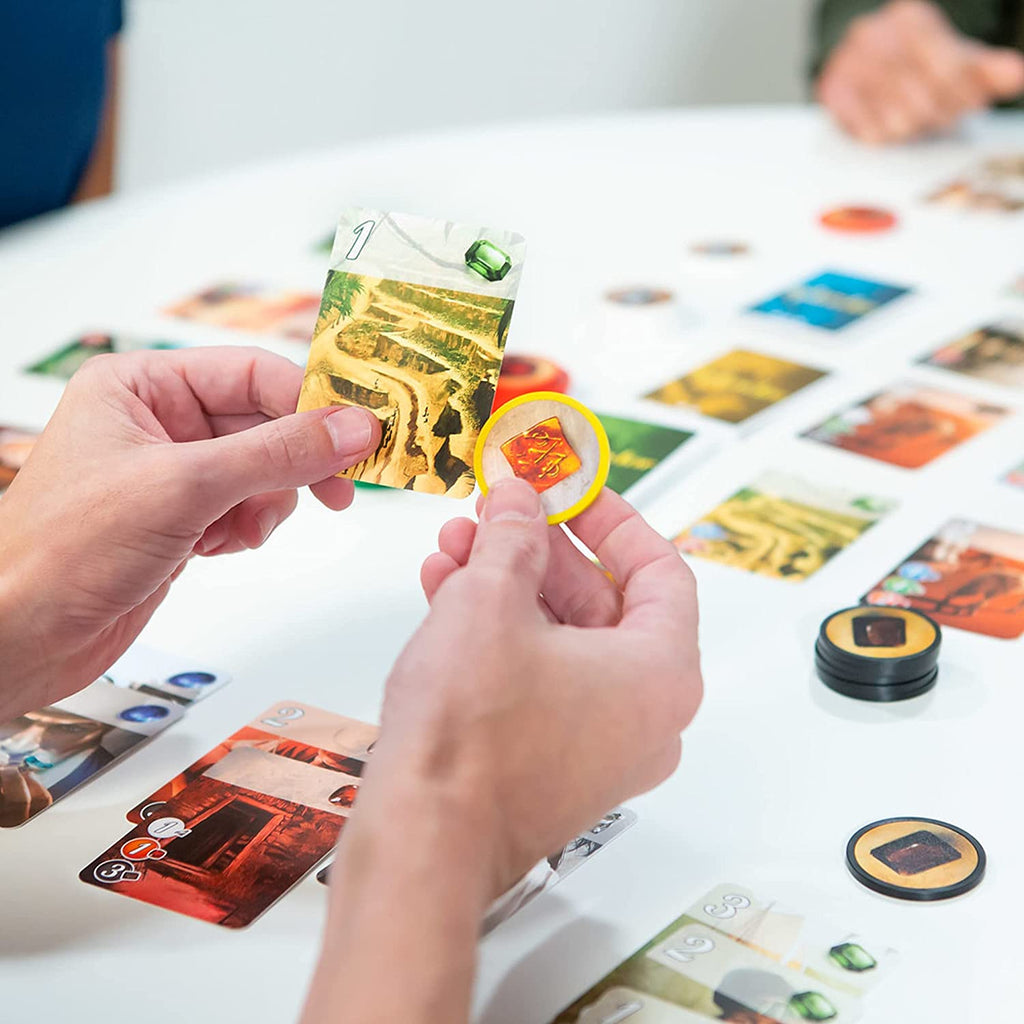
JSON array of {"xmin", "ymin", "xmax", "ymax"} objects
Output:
[
  {"xmin": 0, "ymin": 346, "xmax": 380, "ymax": 721},
  {"xmin": 304, "ymin": 480, "xmax": 703, "ymax": 1024},
  {"xmin": 817, "ymin": 0, "xmax": 1024, "ymax": 144}
]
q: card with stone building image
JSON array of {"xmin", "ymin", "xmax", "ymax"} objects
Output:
[{"xmin": 298, "ymin": 208, "xmax": 526, "ymax": 498}]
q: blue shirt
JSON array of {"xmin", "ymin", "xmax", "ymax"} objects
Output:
[{"xmin": 0, "ymin": 1, "xmax": 123, "ymax": 229}]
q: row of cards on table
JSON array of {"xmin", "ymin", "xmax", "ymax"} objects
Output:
[{"xmin": 1, "ymin": 647, "xmax": 898, "ymax": 1021}]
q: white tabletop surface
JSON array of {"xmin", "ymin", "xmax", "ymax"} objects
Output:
[{"xmin": 0, "ymin": 106, "xmax": 1022, "ymax": 1023}]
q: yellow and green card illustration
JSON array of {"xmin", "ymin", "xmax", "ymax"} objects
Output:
[
  {"xmin": 596, "ymin": 413, "xmax": 694, "ymax": 494},
  {"xmin": 298, "ymin": 208, "xmax": 526, "ymax": 498},
  {"xmin": 675, "ymin": 471, "xmax": 894, "ymax": 582},
  {"xmin": 645, "ymin": 350, "xmax": 826, "ymax": 424}
]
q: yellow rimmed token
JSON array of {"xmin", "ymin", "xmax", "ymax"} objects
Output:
[{"xmin": 474, "ymin": 392, "xmax": 611, "ymax": 525}]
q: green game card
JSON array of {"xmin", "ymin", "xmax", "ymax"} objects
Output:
[{"xmin": 596, "ymin": 413, "xmax": 694, "ymax": 495}]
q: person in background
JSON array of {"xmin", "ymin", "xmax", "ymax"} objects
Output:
[
  {"xmin": 813, "ymin": 0, "xmax": 1024, "ymax": 143},
  {"xmin": 0, "ymin": 1, "xmax": 122, "ymax": 229}
]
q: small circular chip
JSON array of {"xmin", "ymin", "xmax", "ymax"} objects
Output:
[
  {"xmin": 846, "ymin": 817, "xmax": 985, "ymax": 901},
  {"xmin": 605, "ymin": 286, "xmax": 674, "ymax": 306},
  {"xmin": 493, "ymin": 354, "xmax": 570, "ymax": 410},
  {"xmin": 474, "ymin": 392, "xmax": 610, "ymax": 525},
  {"xmin": 819, "ymin": 206, "xmax": 897, "ymax": 234},
  {"xmin": 689, "ymin": 241, "xmax": 750, "ymax": 257}
]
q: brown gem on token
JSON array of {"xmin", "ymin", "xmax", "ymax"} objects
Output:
[
  {"xmin": 500, "ymin": 416, "xmax": 582, "ymax": 494},
  {"xmin": 870, "ymin": 829, "xmax": 962, "ymax": 875}
]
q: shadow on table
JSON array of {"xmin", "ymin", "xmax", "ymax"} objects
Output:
[{"xmin": 477, "ymin": 911, "xmax": 620, "ymax": 1024}]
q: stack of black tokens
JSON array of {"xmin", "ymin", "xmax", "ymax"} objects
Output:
[{"xmin": 815, "ymin": 606, "xmax": 942, "ymax": 702}]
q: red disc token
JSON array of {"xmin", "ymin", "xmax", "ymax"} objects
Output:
[
  {"xmin": 494, "ymin": 355, "xmax": 570, "ymax": 410},
  {"xmin": 820, "ymin": 206, "xmax": 897, "ymax": 234}
]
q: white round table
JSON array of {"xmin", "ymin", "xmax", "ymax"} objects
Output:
[{"xmin": 1, "ymin": 106, "xmax": 1021, "ymax": 1023}]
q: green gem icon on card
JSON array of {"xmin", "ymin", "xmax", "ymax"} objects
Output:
[{"xmin": 297, "ymin": 208, "xmax": 526, "ymax": 498}]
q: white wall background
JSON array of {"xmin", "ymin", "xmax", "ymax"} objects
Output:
[{"xmin": 118, "ymin": 0, "xmax": 817, "ymax": 192}]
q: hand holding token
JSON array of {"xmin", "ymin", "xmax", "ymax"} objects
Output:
[
  {"xmin": 817, "ymin": 0, "xmax": 1024, "ymax": 144},
  {"xmin": 0, "ymin": 347, "xmax": 380, "ymax": 720}
]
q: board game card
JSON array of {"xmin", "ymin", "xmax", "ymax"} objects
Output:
[
  {"xmin": 644, "ymin": 350, "xmax": 826, "ymax": 424},
  {"xmin": 686, "ymin": 883, "xmax": 898, "ymax": 998},
  {"xmin": 0, "ymin": 424, "xmax": 38, "ymax": 491},
  {"xmin": 127, "ymin": 701, "xmax": 377, "ymax": 823},
  {"xmin": 925, "ymin": 155, "xmax": 1024, "ymax": 213},
  {"xmin": 25, "ymin": 332, "xmax": 182, "ymax": 380},
  {"xmin": 918, "ymin": 319, "xmax": 1024, "ymax": 389},
  {"xmin": 552, "ymin": 911, "xmax": 861, "ymax": 1023},
  {"xmin": 164, "ymin": 283, "xmax": 321, "ymax": 340},
  {"xmin": 801, "ymin": 382, "xmax": 1009, "ymax": 469},
  {"xmin": 297, "ymin": 207, "xmax": 526, "ymax": 498},
  {"xmin": 1004, "ymin": 459, "xmax": 1024, "ymax": 489},
  {"xmin": 749, "ymin": 271, "xmax": 910, "ymax": 331},
  {"xmin": 81, "ymin": 745, "xmax": 355, "ymax": 928},
  {"xmin": 676, "ymin": 471, "xmax": 894, "ymax": 582},
  {"xmin": 596, "ymin": 415, "xmax": 695, "ymax": 495},
  {"xmin": 101, "ymin": 644, "xmax": 230, "ymax": 709},
  {"xmin": 864, "ymin": 518, "xmax": 1024, "ymax": 639},
  {"xmin": 0, "ymin": 680, "xmax": 183, "ymax": 828}
]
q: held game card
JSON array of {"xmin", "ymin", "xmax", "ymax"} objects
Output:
[
  {"xmin": 0, "ymin": 680, "xmax": 183, "ymax": 828},
  {"xmin": 0, "ymin": 424, "xmax": 38, "ymax": 491},
  {"xmin": 551, "ymin": 888, "xmax": 868, "ymax": 1023},
  {"xmin": 864, "ymin": 518, "xmax": 1024, "ymax": 639},
  {"xmin": 644, "ymin": 350, "xmax": 827, "ymax": 424},
  {"xmin": 81, "ymin": 746, "xmax": 356, "ymax": 928},
  {"xmin": 127, "ymin": 701, "xmax": 377, "ymax": 823},
  {"xmin": 801, "ymin": 383, "xmax": 1009, "ymax": 469},
  {"xmin": 164, "ymin": 283, "xmax": 322, "ymax": 340},
  {"xmin": 596, "ymin": 415, "xmax": 694, "ymax": 495},
  {"xmin": 918, "ymin": 319, "xmax": 1024, "ymax": 389},
  {"xmin": 297, "ymin": 208, "xmax": 526, "ymax": 498},
  {"xmin": 749, "ymin": 271, "xmax": 910, "ymax": 332},
  {"xmin": 26, "ymin": 333, "xmax": 182, "ymax": 380},
  {"xmin": 676, "ymin": 472, "xmax": 894, "ymax": 583}
]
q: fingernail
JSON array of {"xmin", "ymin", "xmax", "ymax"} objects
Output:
[
  {"xmin": 325, "ymin": 407, "xmax": 376, "ymax": 456},
  {"xmin": 483, "ymin": 479, "xmax": 542, "ymax": 522},
  {"xmin": 195, "ymin": 521, "xmax": 228, "ymax": 556},
  {"xmin": 255, "ymin": 508, "xmax": 278, "ymax": 545}
]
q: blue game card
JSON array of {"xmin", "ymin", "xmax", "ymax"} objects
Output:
[{"xmin": 750, "ymin": 270, "xmax": 910, "ymax": 331}]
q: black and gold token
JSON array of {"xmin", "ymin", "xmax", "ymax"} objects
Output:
[
  {"xmin": 815, "ymin": 606, "xmax": 941, "ymax": 701},
  {"xmin": 846, "ymin": 817, "xmax": 986, "ymax": 901}
]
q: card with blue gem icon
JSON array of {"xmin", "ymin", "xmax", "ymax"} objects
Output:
[
  {"xmin": 0, "ymin": 678, "xmax": 184, "ymax": 828},
  {"xmin": 99, "ymin": 643, "xmax": 231, "ymax": 706},
  {"xmin": 298, "ymin": 207, "xmax": 526, "ymax": 498},
  {"xmin": 749, "ymin": 270, "xmax": 911, "ymax": 331}
]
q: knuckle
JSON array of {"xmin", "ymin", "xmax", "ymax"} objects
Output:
[{"xmin": 260, "ymin": 420, "xmax": 320, "ymax": 469}]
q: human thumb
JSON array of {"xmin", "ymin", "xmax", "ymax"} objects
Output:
[
  {"xmin": 974, "ymin": 46, "xmax": 1024, "ymax": 99},
  {"xmin": 467, "ymin": 479, "xmax": 549, "ymax": 600},
  {"xmin": 183, "ymin": 405, "xmax": 380, "ymax": 516}
]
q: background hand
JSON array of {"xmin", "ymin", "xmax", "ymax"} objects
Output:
[
  {"xmin": 0, "ymin": 347, "xmax": 379, "ymax": 718},
  {"xmin": 817, "ymin": 0, "xmax": 1024, "ymax": 144}
]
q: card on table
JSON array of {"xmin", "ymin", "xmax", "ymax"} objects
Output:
[
  {"xmin": 101, "ymin": 644, "xmax": 230, "ymax": 709},
  {"xmin": 801, "ymin": 382, "xmax": 1010, "ymax": 469},
  {"xmin": 863, "ymin": 518, "xmax": 1024, "ymax": 639},
  {"xmin": 749, "ymin": 271, "xmax": 910, "ymax": 331},
  {"xmin": 81, "ymin": 745, "xmax": 355, "ymax": 928},
  {"xmin": 596, "ymin": 414, "xmax": 695, "ymax": 494},
  {"xmin": 552, "ymin": 897, "xmax": 862, "ymax": 1023},
  {"xmin": 0, "ymin": 424, "xmax": 38, "ymax": 491},
  {"xmin": 925, "ymin": 155, "xmax": 1024, "ymax": 213},
  {"xmin": 685, "ymin": 883, "xmax": 898, "ymax": 998},
  {"xmin": 127, "ymin": 701, "xmax": 377, "ymax": 824},
  {"xmin": 918, "ymin": 319, "xmax": 1024, "ymax": 389},
  {"xmin": 26, "ymin": 332, "xmax": 182, "ymax": 380},
  {"xmin": 297, "ymin": 207, "xmax": 526, "ymax": 498},
  {"xmin": 0, "ymin": 680, "xmax": 183, "ymax": 828},
  {"xmin": 644, "ymin": 350, "xmax": 827, "ymax": 424},
  {"xmin": 675, "ymin": 471, "xmax": 894, "ymax": 583},
  {"xmin": 164, "ymin": 283, "xmax": 321, "ymax": 340}
]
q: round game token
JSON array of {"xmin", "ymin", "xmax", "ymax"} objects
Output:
[
  {"xmin": 474, "ymin": 392, "xmax": 610, "ymax": 525},
  {"xmin": 689, "ymin": 241, "xmax": 750, "ymax": 257},
  {"xmin": 819, "ymin": 206, "xmax": 897, "ymax": 234},
  {"xmin": 815, "ymin": 606, "xmax": 941, "ymax": 702},
  {"xmin": 846, "ymin": 817, "xmax": 986, "ymax": 901},
  {"xmin": 493, "ymin": 354, "xmax": 570, "ymax": 410},
  {"xmin": 604, "ymin": 286, "xmax": 673, "ymax": 306}
]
